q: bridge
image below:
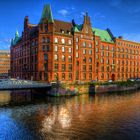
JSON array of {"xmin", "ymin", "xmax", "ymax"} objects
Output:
[{"xmin": 0, "ymin": 79, "xmax": 51, "ymax": 90}]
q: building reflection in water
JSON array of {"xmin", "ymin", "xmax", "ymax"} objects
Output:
[{"xmin": 0, "ymin": 90, "xmax": 140, "ymax": 140}]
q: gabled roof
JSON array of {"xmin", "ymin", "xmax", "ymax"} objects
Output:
[{"xmin": 40, "ymin": 4, "xmax": 54, "ymax": 23}]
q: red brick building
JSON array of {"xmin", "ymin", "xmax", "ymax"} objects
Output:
[{"xmin": 10, "ymin": 4, "xmax": 140, "ymax": 82}]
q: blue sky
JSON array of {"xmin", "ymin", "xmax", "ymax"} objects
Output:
[{"xmin": 1, "ymin": 0, "xmax": 140, "ymax": 50}]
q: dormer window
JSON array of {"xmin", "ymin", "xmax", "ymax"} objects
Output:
[
  {"xmin": 67, "ymin": 31, "xmax": 71, "ymax": 35},
  {"xmin": 61, "ymin": 30, "xmax": 64, "ymax": 33}
]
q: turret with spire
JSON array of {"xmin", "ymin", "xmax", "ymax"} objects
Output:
[
  {"xmin": 11, "ymin": 30, "xmax": 20, "ymax": 46},
  {"xmin": 39, "ymin": 4, "xmax": 54, "ymax": 23},
  {"xmin": 39, "ymin": 4, "xmax": 54, "ymax": 33}
]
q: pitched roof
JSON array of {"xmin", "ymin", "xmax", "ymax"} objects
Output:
[
  {"xmin": 92, "ymin": 28, "xmax": 114, "ymax": 43},
  {"xmin": 74, "ymin": 24, "xmax": 114, "ymax": 43},
  {"xmin": 54, "ymin": 20, "xmax": 73, "ymax": 33}
]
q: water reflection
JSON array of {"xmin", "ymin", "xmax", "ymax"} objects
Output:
[{"xmin": 0, "ymin": 90, "xmax": 140, "ymax": 140}]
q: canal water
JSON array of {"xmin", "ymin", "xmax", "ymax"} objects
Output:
[{"xmin": 0, "ymin": 90, "xmax": 140, "ymax": 140}]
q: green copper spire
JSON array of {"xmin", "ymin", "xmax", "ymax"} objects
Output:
[
  {"xmin": 15, "ymin": 30, "xmax": 19, "ymax": 37},
  {"xmin": 40, "ymin": 4, "xmax": 54, "ymax": 23}
]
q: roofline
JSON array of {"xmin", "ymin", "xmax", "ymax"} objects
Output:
[{"xmin": 116, "ymin": 38, "xmax": 140, "ymax": 45}]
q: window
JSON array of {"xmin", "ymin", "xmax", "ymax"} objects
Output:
[
  {"xmin": 68, "ymin": 40, "xmax": 72, "ymax": 45},
  {"xmin": 101, "ymin": 58, "xmax": 104, "ymax": 63},
  {"xmin": 106, "ymin": 46, "xmax": 109, "ymax": 50},
  {"xmin": 46, "ymin": 37, "xmax": 50, "ymax": 43},
  {"xmin": 44, "ymin": 54, "xmax": 48, "ymax": 61},
  {"xmin": 83, "ymin": 65, "xmax": 86, "ymax": 71},
  {"xmin": 62, "ymin": 46, "xmax": 65, "ymax": 52},
  {"xmin": 83, "ymin": 42, "xmax": 86, "ymax": 47},
  {"xmin": 76, "ymin": 37, "xmax": 79, "ymax": 42},
  {"xmin": 42, "ymin": 37, "xmax": 45, "ymax": 43},
  {"xmin": 83, "ymin": 49, "xmax": 86, "ymax": 54},
  {"xmin": 83, "ymin": 73, "xmax": 86, "ymax": 79},
  {"xmin": 69, "ymin": 73, "xmax": 72, "ymax": 80},
  {"xmin": 106, "ymin": 52, "xmax": 109, "ymax": 57},
  {"xmin": 89, "ymin": 57, "xmax": 92, "ymax": 63},
  {"xmin": 54, "ymin": 46, "xmax": 58, "ymax": 52},
  {"xmin": 54, "ymin": 55, "xmax": 58, "ymax": 61},
  {"xmin": 76, "ymin": 45, "xmax": 79, "ymax": 50},
  {"xmin": 96, "ymin": 48, "xmax": 98, "ymax": 52},
  {"xmin": 42, "ymin": 45, "xmax": 49, "ymax": 51},
  {"xmin": 62, "ymin": 64, "xmax": 66, "ymax": 71},
  {"xmin": 45, "ymin": 25, "xmax": 48, "ymax": 32},
  {"xmin": 76, "ymin": 61, "xmax": 79, "ymax": 66},
  {"xmin": 54, "ymin": 38, "xmax": 58, "ymax": 43},
  {"xmin": 83, "ymin": 57, "xmax": 86, "ymax": 63},
  {"xmin": 101, "ymin": 51, "xmax": 104, "ymax": 56},
  {"xmin": 61, "ymin": 38, "xmax": 65, "ymax": 44},
  {"xmin": 61, "ymin": 30, "xmax": 64, "ymax": 33},
  {"xmin": 107, "ymin": 66, "xmax": 109, "ymax": 72},
  {"xmin": 89, "ymin": 65, "xmax": 92, "ymax": 71},
  {"xmin": 106, "ymin": 59, "xmax": 109, "ymax": 64},
  {"xmin": 96, "ymin": 41, "xmax": 98, "ymax": 46},
  {"xmin": 54, "ymin": 64, "xmax": 58, "ymax": 71},
  {"xmin": 44, "ymin": 63, "xmax": 48, "ymax": 71},
  {"xmin": 112, "ymin": 46, "xmax": 115, "ymax": 51},
  {"xmin": 96, "ymin": 54, "xmax": 98, "ymax": 59},
  {"xmin": 69, "ymin": 48, "xmax": 72, "ymax": 53},
  {"xmin": 76, "ymin": 52, "xmax": 79, "ymax": 58},
  {"xmin": 62, "ymin": 55, "xmax": 65, "ymax": 61},
  {"xmin": 101, "ymin": 45, "xmax": 104, "ymax": 50},
  {"xmin": 89, "ymin": 43, "xmax": 92, "ymax": 48},
  {"xmin": 62, "ymin": 73, "xmax": 65, "ymax": 80},
  {"xmin": 89, "ymin": 50, "xmax": 92, "ymax": 55},
  {"xmin": 68, "ymin": 56, "xmax": 72, "ymax": 62},
  {"xmin": 69, "ymin": 64, "xmax": 72, "ymax": 71},
  {"xmin": 101, "ymin": 66, "xmax": 104, "ymax": 72},
  {"xmin": 101, "ymin": 73, "xmax": 104, "ymax": 79}
]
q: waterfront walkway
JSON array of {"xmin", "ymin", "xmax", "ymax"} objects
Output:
[{"xmin": 0, "ymin": 79, "xmax": 51, "ymax": 90}]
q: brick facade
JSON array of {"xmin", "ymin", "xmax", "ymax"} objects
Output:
[
  {"xmin": 0, "ymin": 51, "xmax": 10, "ymax": 78},
  {"xmin": 10, "ymin": 5, "xmax": 140, "ymax": 83}
]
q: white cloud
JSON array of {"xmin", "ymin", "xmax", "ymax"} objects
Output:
[{"xmin": 58, "ymin": 9, "xmax": 69, "ymax": 16}]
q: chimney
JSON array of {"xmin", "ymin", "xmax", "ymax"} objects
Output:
[{"xmin": 118, "ymin": 36, "xmax": 123, "ymax": 39}]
